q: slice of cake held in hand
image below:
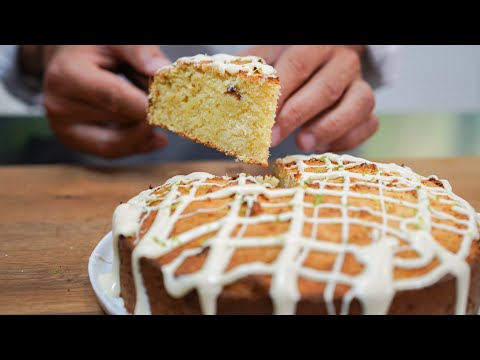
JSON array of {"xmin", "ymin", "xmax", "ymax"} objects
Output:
[{"xmin": 147, "ymin": 54, "xmax": 281, "ymax": 166}]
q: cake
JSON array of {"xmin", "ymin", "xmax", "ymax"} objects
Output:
[
  {"xmin": 103, "ymin": 153, "xmax": 480, "ymax": 315},
  {"xmin": 147, "ymin": 54, "xmax": 281, "ymax": 166}
]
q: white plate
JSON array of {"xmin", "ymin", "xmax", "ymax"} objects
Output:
[{"xmin": 88, "ymin": 232, "xmax": 128, "ymax": 315}]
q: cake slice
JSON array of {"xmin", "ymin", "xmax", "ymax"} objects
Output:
[{"xmin": 147, "ymin": 54, "xmax": 281, "ymax": 166}]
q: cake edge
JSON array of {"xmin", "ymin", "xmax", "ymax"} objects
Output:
[{"xmin": 119, "ymin": 233, "xmax": 480, "ymax": 315}]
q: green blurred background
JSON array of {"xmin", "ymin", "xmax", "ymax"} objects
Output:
[
  {"xmin": 1, "ymin": 113, "xmax": 479, "ymax": 164},
  {"xmin": 362, "ymin": 113, "xmax": 480, "ymax": 158}
]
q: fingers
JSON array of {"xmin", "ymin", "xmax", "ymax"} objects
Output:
[
  {"xmin": 44, "ymin": 54, "xmax": 149, "ymax": 122},
  {"xmin": 236, "ymin": 45, "xmax": 287, "ymax": 64},
  {"xmin": 43, "ymin": 45, "xmax": 169, "ymax": 159},
  {"xmin": 272, "ymin": 47, "xmax": 361, "ymax": 145},
  {"xmin": 44, "ymin": 94, "xmax": 136, "ymax": 126},
  {"xmin": 109, "ymin": 45, "xmax": 171, "ymax": 75},
  {"xmin": 49, "ymin": 120, "xmax": 168, "ymax": 159},
  {"xmin": 295, "ymin": 79, "xmax": 376, "ymax": 152},
  {"xmin": 328, "ymin": 114, "xmax": 379, "ymax": 152},
  {"xmin": 274, "ymin": 45, "xmax": 335, "ymax": 111}
]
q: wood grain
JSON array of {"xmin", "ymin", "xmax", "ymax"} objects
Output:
[{"xmin": 0, "ymin": 157, "xmax": 479, "ymax": 315}]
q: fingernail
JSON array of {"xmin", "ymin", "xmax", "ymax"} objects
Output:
[
  {"xmin": 298, "ymin": 133, "xmax": 316, "ymax": 152},
  {"xmin": 144, "ymin": 57, "xmax": 171, "ymax": 74},
  {"xmin": 271, "ymin": 126, "xmax": 281, "ymax": 146}
]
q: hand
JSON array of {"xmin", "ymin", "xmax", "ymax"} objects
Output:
[
  {"xmin": 239, "ymin": 45, "xmax": 378, "ymax": 153},
  {"xmin": 35, "ymin": 45, "xmax": 171, "ymax": 158}
]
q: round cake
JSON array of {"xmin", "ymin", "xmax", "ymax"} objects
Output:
[{"xmin": 103, "ymin": 153, "xmax": 480, "ymax": 315}]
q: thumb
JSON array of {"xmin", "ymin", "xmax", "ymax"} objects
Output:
[{"xmin": 110, "ymin": 45, "xmax": 171, "ymax": 76}]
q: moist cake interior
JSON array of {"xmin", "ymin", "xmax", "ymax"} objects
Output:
[{"xmin": 148, "ymin": 54, "xmax": 281, "ymax": 166}]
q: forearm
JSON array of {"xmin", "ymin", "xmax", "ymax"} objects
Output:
[
  {"xmin": 18, "ymin": 45, "xmax": 44, "ymax": 77},
  {"xmin": 19, "ymin": 45, "xmax": 61, "ymax": 76}
]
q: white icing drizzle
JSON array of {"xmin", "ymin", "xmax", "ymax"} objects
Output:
[
  {"xmin": 156, "ymin": 53, "xmax": 277, "ymax": 78},
  {"xmin": 270, "ymin": 187, "xmax": 305, "ymax": 314},
  {"xmin": 100, "ymin": 191, "xmax": 148, "ymax": 297},
  {"xmin": 106, "ymin": 153, "xmax": 479, "ymax": 315},
  {"xmin": 349, "ymin": 232, "xmax": 397, "ymax": 315}
]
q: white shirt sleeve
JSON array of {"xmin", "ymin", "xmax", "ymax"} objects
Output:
[
  {"xmin": 363, "ymin": 45, "xmax": 402, "ymax": 89},
  {"xmin": 0, "ymin": 45, "xmax": 43, "ymax": 109},
  {"xmin": 0, "ymin": 45, "xmax": 16, "ymax": 77}
]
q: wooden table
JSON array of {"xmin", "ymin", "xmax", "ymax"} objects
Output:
[{"xmin": 1, "ymin": 157, "xmax": 479, "ymax": 315}]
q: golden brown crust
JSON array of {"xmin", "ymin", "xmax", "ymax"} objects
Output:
[
  {"xmin": 120, "ymin": 235, "xmax": 480, "ymax": 314},
  {"xmin": 119, "ymin": 235, "xmax": 136, "ymax": 313}
]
